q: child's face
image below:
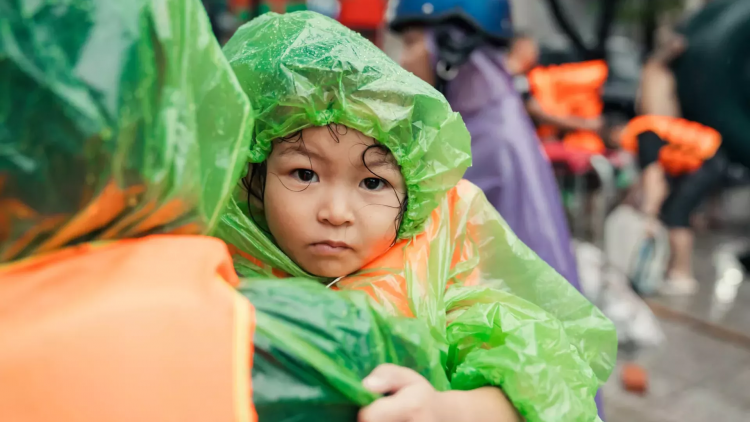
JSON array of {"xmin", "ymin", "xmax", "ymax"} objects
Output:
[{"xmin": 263, "ymin": 126, "xmax": 406, "ymax": 278}]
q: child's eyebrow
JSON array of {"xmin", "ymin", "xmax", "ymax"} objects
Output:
[
  {"xmin": 363, "ymin": 158, "xmax": 400, "ymax": 171},
  {"xmin": 276, "ymin": 145, "xmax": 326, "ymax": 162},
  {"xmin": 361, "ymin": 146, "xmax": 400, "ymax": 171}
]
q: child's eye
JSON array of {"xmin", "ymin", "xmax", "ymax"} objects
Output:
[
  {"xmin": 292, "ymin": 169, "xmax": 319, "ymax": 183},
  {"xmin": 361, "ymin": 177, "xmax": 386, "ymax": 191}
]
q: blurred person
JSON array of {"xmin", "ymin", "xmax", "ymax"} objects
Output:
[
  {"xmin": 508, "ymin": 34, "xmax": 604, "ymax": 137},
  {"xmin": 620, "ymin": 34, "xmax": 726, "ymax": 295},
  {"xmin": 391, "ymin": 0, "xmax": 581, "ymax": 292}
]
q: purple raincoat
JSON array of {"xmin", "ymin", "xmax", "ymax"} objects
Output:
[
  {"xmin": 424, "ymin": 34, "xmax": 605, "ymax": 417},
  {"xmin": 425, "ymin": 35, "xmax": 582, "ymax": 291}
]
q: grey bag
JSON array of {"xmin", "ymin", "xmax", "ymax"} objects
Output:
[{"xmin": 605, "ymin": 205, "xmax": 670, "ymax": 296}]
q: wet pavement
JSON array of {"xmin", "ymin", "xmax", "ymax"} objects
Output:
[
  {"xmin": 604, "ymin": 229, "xmax": 750, "ymax": 421},
  {"xmin": 651, "ymin": 228, "xmax": 750, "ymax": 338}
]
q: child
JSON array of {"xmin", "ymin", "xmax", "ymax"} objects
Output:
[
  {"xmin": 217, "ymin": 12, "xmax": 616, "ymax": 422},
  {"xmin": 0, "ymin": 1, "xmax": 453, "ymax": 421}
]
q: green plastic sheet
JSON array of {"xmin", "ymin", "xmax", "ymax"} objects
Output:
[
  {"xmin": 245, "ymin": 278, "xmax": 449, "ymax": 422},
  {"xmin": 0, "ymin": 0, "xmax": 251, "ymax": 260},
  {"xmin": 216, "ymin": 11, "xmax": 616, "ymax": 422}
]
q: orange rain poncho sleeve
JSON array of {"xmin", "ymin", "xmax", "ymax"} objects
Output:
[{"xmin": 215, "ymin": 12, "xmax": 616, "ymax": 422}]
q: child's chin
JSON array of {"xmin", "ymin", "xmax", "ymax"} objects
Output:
[{"xmin": 303, "ymin": 260, "xmax": 356, "ymax": 279}]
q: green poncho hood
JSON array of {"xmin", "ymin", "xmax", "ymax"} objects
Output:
[
  {"xmin": 0, "ymin": 0, "xmax": 251, "ymax": 262},
  {"xmin": 222, "ymin": 11, "xmax": 472, "ymax": 239}
]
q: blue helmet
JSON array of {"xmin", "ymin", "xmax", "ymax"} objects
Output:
[{"xmin": 389, "ymin": 0, "xmax": 513, "ymax": 43}]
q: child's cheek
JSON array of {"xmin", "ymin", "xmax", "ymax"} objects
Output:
[
  {"xmin": 357, "ymin": 204, "xmax": 399, "ymax": 256},
  {"xmin": 263, "ymin": 178, "xmax": 311, "ymax": 251}
]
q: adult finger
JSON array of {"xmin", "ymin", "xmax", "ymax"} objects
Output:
[{"xmin": 362, "ymin": 364, "xmax": 427, "ymax": 394}]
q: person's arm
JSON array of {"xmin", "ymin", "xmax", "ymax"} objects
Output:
[
  {"xmin": 441, "ymin": 388, "xmax": 522, "ymax": 422},
  {"xmin": 525, "ymin": 97, "xmax": 603, "ymax": 133}
]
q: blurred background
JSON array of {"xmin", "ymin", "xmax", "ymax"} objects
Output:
[{"xmin": 203, "ymin": 0, "xmax": 750, "ymax": 420}]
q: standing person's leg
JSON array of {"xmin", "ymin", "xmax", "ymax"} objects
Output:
[
  {"xmin": 666, "ymin": 227, "xmax": 695, "ymax": 280},
  {"xmin": 637, "ymin": 132, "xmax": 670, "ymax": 234},
  {"xmin": 660, "ymin": 151, "xmax": 727, "ymax": 293}
]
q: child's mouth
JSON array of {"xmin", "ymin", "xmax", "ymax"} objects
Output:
[{"xmin": 310, "ymin": 241, "xmax": 352, "ymax": 255}]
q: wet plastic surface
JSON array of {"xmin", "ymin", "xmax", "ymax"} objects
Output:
[
  {"xmin": 244, "ymin": 279, "xmax": 449, "ymax": 422},
  {"xmin": 0, "ymin": 0, "xmax": 252, "ymax": 261}
]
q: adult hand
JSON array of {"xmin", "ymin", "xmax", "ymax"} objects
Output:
[
  {"xmin": 644, "ymin": 214, "xmax": 661, "ymax": 238},
  {"xmin": 358, "ymin": 364, "xmax": 521, "ymax": 422}
]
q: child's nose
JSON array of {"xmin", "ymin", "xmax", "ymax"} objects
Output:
[{"xmin": 317, "ymin": 194, "xmax": 355, "ymax": 227}]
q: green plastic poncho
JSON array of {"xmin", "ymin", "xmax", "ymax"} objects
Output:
[
  {"xmin": 0, "ymin": 0, "xmax": 251, "ymax": 259},
  {"xmin": 216, "ymin": 11, "xmax": 617, "ymax": 422},
  {"xmin": 0, "ymin": 1, "xmax": 446, "ymax": 421}
]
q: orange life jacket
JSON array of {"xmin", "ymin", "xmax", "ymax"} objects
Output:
[
  {"xmin": 0, "ymin": 235, "xmax": 256, "ymax": 422},
  {"xmin": 528, "ymin": 60, "xmax": 608, "ymax": 154},
  {"xmin": 619, "ymin": 115, "xmax": 722, "ymax": 176}
]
